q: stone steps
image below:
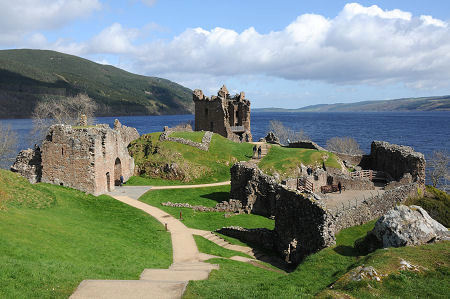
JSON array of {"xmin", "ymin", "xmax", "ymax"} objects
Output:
[
  {"xmin": 70, "ymin": 279, "xmax": 188, "ymax": 299},
  {"xmin": 140, "ymin": 269, "xmax": 211, "ymax": 281}
]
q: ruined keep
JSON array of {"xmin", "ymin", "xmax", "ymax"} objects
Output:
[
  {"xmin": 12, "ymin": 120, "xmax": 140, "ymax": 195},
  {"xmin": 193, "ymin": 85, "xmax": 252, "ymax": 142}
]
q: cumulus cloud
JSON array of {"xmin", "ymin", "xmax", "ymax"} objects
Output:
[
  {"xmin": 0, "ymin": 0, "xmax": 101, "ymax": 44},
  {"xmin": 10, "ymin": 2, "xmax": 450, "ymax": 89},
  {"xmin": 141, "ymin": 0, "xmax": 157, "ymax": 7},
  {"xmin": 124, "ymin": 2, "xmax": 450, "ymax": 88}
]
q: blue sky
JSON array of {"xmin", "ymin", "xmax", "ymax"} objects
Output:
[{"xmin": 1, "ymin": 1, "xmax": 449, "ymax": 108}]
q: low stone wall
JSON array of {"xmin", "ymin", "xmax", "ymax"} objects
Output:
[
  {"xmin": 159, "ymin": 130, "xmax": 213, "ymax": 151},
  {"xmin": 161, "ymin": 199, "xmax": 243, "ymax": 213},
  {"xmin": 288, "ymin": 140, "xmax": 325, "ymax": 151},
  {"xmin": 332, "ymin": 183, "xmax": 418, "ymax": 232},
  {"xmin": 216, "ymin": 226, "xmax": 276, "ymax": 251},
  {"xmin": 327, "ymin": 174, "xmax": 375, "ymax": 190},
  {"xmin": 330, "ymin": 151, "xmax": 365, "ymax": 166},
  {"xmin": 230, "ymin": 162, "xmax": 279, "ymax": 217}
]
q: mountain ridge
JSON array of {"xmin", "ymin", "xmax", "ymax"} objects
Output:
[
  {"xmin": 0, "ymin": 49, "xmax": 193, "ymax": 118},
  {"xmin": 254, "ymin": 95, "xmax": 450, "ymax": 112}
]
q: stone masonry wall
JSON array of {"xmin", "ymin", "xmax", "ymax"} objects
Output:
[
  {"xmin": 230, "ymin": 162, "xmax": 279, "ymax": 217},
  {"xmin": 10, "ymin": 146, "xmax": 42, "ymax": 184},
  {"xmin": 227, "ymin": 162, "xmax": 420, "ymax": 265},
  {"xmin": 193, "ymin": 85, "xmax": 252, "ymax": 142},
  {"xmin": 41, "ymin": 120, "xmax": 139, "ymax": 195},
  {"xmin": 364, "ymin": 141, "xmax": 426, "ymax": 188},
  {"xmin": 332, "ymin": 183, "xmax": 418, "ymax": 233}
]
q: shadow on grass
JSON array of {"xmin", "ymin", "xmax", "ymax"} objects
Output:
[
  {"xmin": 333, "ymin": 245, "xmax": 360, "ymax": 257},
  {"xmin": 200, "ymin": 192, "xmax": 230, "ymax": 203}
]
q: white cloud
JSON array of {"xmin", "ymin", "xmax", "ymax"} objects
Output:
[
  {"xmin": 0, "ymin": 0, "xmax": 101, "ymax": 44},
  {"xmin": 10, "ymin": 3, "xmax": 450, "ymax": 90}
]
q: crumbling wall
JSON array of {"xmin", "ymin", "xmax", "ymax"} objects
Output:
[
  {"xmin": 10, "ymin": 146, "xmax": 42, "ymax": 184},
  {"xmin": 327, "ymin": 173, "xmax": 375, "ymax": 190},
  {"xmin": 193, "ymin": 85, "xmax": 252, "ymax": 142},
  {"xmin": 230, "ymin": 162, "xmax": 279, "ymax": 217},
  {"xmin": 288, "ymin": 140, "xmax": 325, "ymax": 151},
  {"xmin": 40, "ymin": 120, "xmax": 138, "ymax": 195},
  {"xmin": 363, "ymin": 141, "xmax": 426, "ymax": 188}
]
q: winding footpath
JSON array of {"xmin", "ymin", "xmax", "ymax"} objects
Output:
[{"xmin": 71, "ymin": 149, "xmax": 272, "ymax": 298}]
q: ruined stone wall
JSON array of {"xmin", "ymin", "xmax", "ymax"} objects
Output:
[
  {"xmin": 41, "ymin": 121, "xmax": 138, "ymax": 195},
  {"xmin": 10, "ymin": 146, "xmax": 42, "ymax": 184},
  {"xmin": 331, "ymin": 151, "xmax": 365, "ymax": 166},
  {"xmin": 159, "ymin": 130, "xmax": 213, "ymax": 151},
  {"xmin": 193, "ymin": 85, "xmax": 252, "ymax": 142},
  {"xmin": 230, "ymin": 162, "xmax": 279, "ymax": 217},
  {"xmin": 216, "ymin": 227, "xmax": 276, "ymax": 251},
  {"xmin": 332, "ymin": 183, "xmax": 418, "ymax": 232},
  {"xmin": 364, "ymin": 141, "xmax": 426, "ymax": 188},
  {"xmin": 288, "ymin": 140, "xmax": 325, "ymax": 151},
  {"xmin": 327, "ymin": 173, "xmax": 375, "ymax": 190}
]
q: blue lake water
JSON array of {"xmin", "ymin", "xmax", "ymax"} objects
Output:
[{"xmin": 1, "ymin": 111, "xmax": 449, "ymax": 167}]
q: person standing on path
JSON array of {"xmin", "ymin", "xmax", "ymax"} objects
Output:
[
  {"xmin": 338, "ymin": 182, "xmax": 342, "ymax": 193},
  {"xmin": 257, "ymin": 146, "xmax": 262, "ymax": 159},
  {"xmin": 253, "ymin": 145, "xmax": 257, "ymax": 158},
  {"xmin": 120, "ymin": 175, "xmax": 124, "ymax": 186}
]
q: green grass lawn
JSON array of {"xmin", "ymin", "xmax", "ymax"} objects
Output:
[
  {"xmin": 169, "ymin": 131, "xmax": 205, "ymax": 143},
  {"xmin": 194, "ymin": 235, "xmax": 252, "ymax": 259},
  {"xmin": 128, "ymin": 132, "xmax": 254, "ymax": 184},
  {"xmin": 138, "ymin": 185, "xmax": 274, "ymax": 232},
  {"xmin": 258, "ymin": 145, "xmax": 342, "ymax": 179},
  {"xmin": 0, "ymin": 170, "xmax": 172, "ymax": 298},
  {"xmin": 185, "ymin": 218, "xmax": 450, "ymax": 298}
]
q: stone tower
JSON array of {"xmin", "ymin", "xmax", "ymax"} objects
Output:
[{"xmin": 193, "ymin": 85, "xmax": 252, "ymax": 142}]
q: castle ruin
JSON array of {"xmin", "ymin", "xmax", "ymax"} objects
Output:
[
  {"xmin": 12, "ymin": 119, "xmax": 140, "ymax": 195},
  {"xmin": 193, "ymin": 85, "xmax": 252, "ymax": 142}
]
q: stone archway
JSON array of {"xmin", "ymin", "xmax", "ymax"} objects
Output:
[{"xmin": 114, "ymin": 158, "xmax": 122, "ymax": 186}]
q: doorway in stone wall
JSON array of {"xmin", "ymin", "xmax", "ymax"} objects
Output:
[
  {"xmin": 114, "ymin": 158, "xmax": 122, "ymax": 186},
  {"xmin": 106, "ymin": 172, "xmax": 111, "ymax": 192}
]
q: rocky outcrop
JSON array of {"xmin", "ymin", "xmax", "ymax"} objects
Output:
[
  {"xmin": 369, "ymin": 205, "xmax": 449, "ymax": 248},
  {"xmin": 10, "ymin": 146, "xmax": 42, "ymax": 184}
]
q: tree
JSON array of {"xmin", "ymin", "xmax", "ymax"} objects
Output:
[
  {"xmin": 326, "ymin": 136, "xmax": 363, "ymax": 155},
  {"xmin": 268, "ymin": 120, "xmax": 310, "ymax": 145},
  {"xmin": 427, "ymin": 150, "xmax": 449, "ymax": 188},
  {"xmin": 0, "ymin": 122, "xmax": 17, "ymax": 169},
  {"xmin": 31, "ymin": 94, "xmax": 97, "ymax": 143}
]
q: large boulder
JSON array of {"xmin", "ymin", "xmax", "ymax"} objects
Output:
[{"xmin": 370, "ymin": 205, "xmax": 448, "ymax": 248}]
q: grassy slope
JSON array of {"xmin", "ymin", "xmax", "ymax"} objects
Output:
[
  {"xmin": 0, "ymin": 49, "xmax": 193, "ymax": 118},
  {"xmin": 128, "ymin": 132, "xmax": 254, "ymax": 184},
  {"xmin": 185, "ymin": 218, "xmax": 449, "ymax": 298},
  {"xmin": 258, "ymin": 145, "xmax": 341, "ymax": 179},
  {"xmin": 194, "ymin": 235, "xmax": 252, "ymax": 259},
  {"xmin": 138, "ymin": 185, "xmax": 274, "ymax": 232},
  {"xmin": 0, "ymin": 170, "xmax": 172, "ymax": 298},
  {"xmin": 169, "ymin": 131, "xmax": 205, "ymax": 143},
  {"xmin": 405, "ymin": 185, "xmax": 450, "ymax": 227}
]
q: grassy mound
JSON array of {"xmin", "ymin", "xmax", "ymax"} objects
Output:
[
  {"xmin": 405, "ymin": 185, "xmax": 449, "ymax": 227},
  {"xmin": 0, "ymin": 169, "xmax": 171, "ymax": 298},
  {"xmin": 258, "ymin": 145, "xmax": 342, "ymax": 179},
  {"xmin": 138, "ymin": 185, "xmax": 274, "ymax": 232},
  {"xmin": 128, "ymin": 132, "xmax": 254, "ymax": 184}
]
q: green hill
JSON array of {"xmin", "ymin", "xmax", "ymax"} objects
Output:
[
  {"xmin": 254, "ymin": 95, "xmax": 450, "ymax": 112},
  {"xmin": 0, "ymin": 49, "xmax": 193, "ymax": 118}
]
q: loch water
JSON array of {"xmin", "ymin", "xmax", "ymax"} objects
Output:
[{"xmin": 2, "ymin": 111, "xmax": 450, "ymax": 164}]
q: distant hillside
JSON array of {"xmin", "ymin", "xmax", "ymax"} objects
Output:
[
  {"xmin": 254, "ymin": 96, "xmax": 450, "ymax": 112},
  {"xmin": 0, "ymin": 49, "xmax": 193, "ymax": 118}
]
